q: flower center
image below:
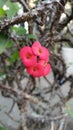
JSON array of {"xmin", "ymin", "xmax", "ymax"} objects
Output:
[
  {"xmin": 33, "ymin": 67, "xmax": 39, "ymax": 72},
  {"xmin": 39, "ymin": 48, "xmax": 42, "ymax": 54},
  {"xmin": 26, "ymin": 53, "xmax": 32, "ymax": 59}
]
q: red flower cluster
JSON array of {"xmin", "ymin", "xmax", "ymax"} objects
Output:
[{"xmin": 19, "ymin": 41, "xmax": 51, "ymax": 77}]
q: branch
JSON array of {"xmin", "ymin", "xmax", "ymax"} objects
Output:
[
  {"xmin": 0, "ymin": 83, "xmax": 38, "ymax": 104},
  {"xmin": 18, "ymin": 0, "xmax": 30, "ymax": 11},
  {"xmin": 57, "ymin": 6, "xmax": 73, "ymax": 32},
  {"xmin": 26, "ymin": 113, "xmax": 68, "ymax": 123},
  {"xmin": 0, "ymin": 6, "xmax": 48, "ymax": 32}
]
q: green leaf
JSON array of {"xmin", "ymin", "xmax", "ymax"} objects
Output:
[
  {"xmin": 12, "ymin": 26, "xmax": 26, "ymax": 35},
  {"xmin": 0, "ymin": 33, "xmax": 8, "ymax": 54},
  {"xmin": 0, "ymin": 33, "xmax": 14, "ymax": 54},
  {"xmin": 34, "ymin": 0, "xmax": 39, "ymax": 4},
  {"xmin": 6, "ymin": 40, "xmax": 14, "ymax": 48},
  {"xmin": 0, "ymin": 8, "xmax": 6, "ymax": 17},
  {"xmin": 0, "ymin": 72, "xmax": 4, "ymax": 77},
  {"xmin": 27, "ymin": 34, "xmax": 36, "ymax": 39},
  {"xmin": 0, "ymin": 0, "xmax": 6, "ymax": 7},
  {"xmin": 8, "ymin": 51, "xmax": 19, "ymax": 62},
  {"xmin": 0, "ymin": 126, "xmax": 6, "ymax": 130},
  {"xmin": 6, "ymin": 0, "xmax": 20, "ymax": 18}
]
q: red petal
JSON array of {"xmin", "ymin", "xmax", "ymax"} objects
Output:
[
  {"xmin": 39, "ymin": 47, "xmax": 50, "ymax": 60},
  {"xmin": 32, "ymin": 41, "xmax": 42, "ymax": 56},
  {"xmin": 19, "ymin": 46, "xmax": 37, "ymax": 67},
  {"xmin": 27, "ymin": 63, "xmax": 44, "ymax": 77}
]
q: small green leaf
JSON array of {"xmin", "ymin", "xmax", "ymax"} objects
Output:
[
  {"xmin": 0, "ymin": 72, "xmax": 4, "ymax": 77},
  {"xmin": 27, "ymin": 34, "xmax": 36, "ymax": 39},
  {"xmin": 0, "ymin": 126, "xmax": 6, "ymax": 130},
  {"xmin": 12, "ymin": 26, "xmax": 26, "ymax": 35},
  {"xmin": 0, "ymin": 33, "xmax": 8, "ymax": 54},
  {"xmin": 34, "ymin": 0, "xmax": 39, "ymax": 4},
  {"xmin": 0, "ymin": 8, "xmax": 6, "ymax": 17},
  {"xmin": 6, "ymin": 0, "xmax": 20, "ymax": 18},
  {"xmin": 8, "ymin": 51, "xmax": 19, "ymax": 62},
  {"xmin": 0, "ymin": 0, "xmax": 6, "ymax": 7},
  {"xmin": 6, "ymin": 40, "xmax": 14, "ymax": 48}
]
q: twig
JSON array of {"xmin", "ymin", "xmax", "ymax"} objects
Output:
[
  {"xmin": 26, "ymin": 113, "xmax": 68, "ymax": 123},
  {"xmin": 58, "ymin": 119, "xmax": 65, "ymax": 130},
  {"xmin": 0, "ymin": 83, "xmax": 39, "ymax": 104},
  {"xmin": 8, "ymin": 101, "xmax": 15, "ymax": 113},
  {"xmin": 18, "ymin": 0, "xmax": 30, "ymax": 11},
  {"xmin": 5, "ymin": 112, "xmax": 20, "ymax": 123},
  {"xmin": 0, "ymin": 6, "xmax": 49, "ymax": 32},
  {"xmin": 11, "ymin": 35, "xmax": 21, "ymax": 50},
  {"xmin": 44, "ymin": 76, "xmax": 52, "ymax": 86},
  {"xmin": 51, "ymin": 121, "xmax": 55, "ymax": 130}
]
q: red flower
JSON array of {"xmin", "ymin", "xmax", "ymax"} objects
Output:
[
  {"xmin": 32, "ymin": 41, "xmax": 50, "ymax": 60},
  {"xmin": 27, "ymin": 63, "xmax": 44, "ymax": 77},
  {"xmin": 19, "ymin": 46, "xmax": 37, "ymax": 67},
  {"xmin": 38, "ymin": 60, "xmax": 51, "ymax": 76},
  {"xmin": 19, "ymin": 41, "xmax": 51, "ymax": 77}
]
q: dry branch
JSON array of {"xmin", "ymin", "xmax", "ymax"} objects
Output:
[
  {"xmin": 0, "ymin": 83, "xmax": 38, "ymax": 104},
  {"xmin": 0, "ymin": 6, "xmax": 49, "ymax": 32}
]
